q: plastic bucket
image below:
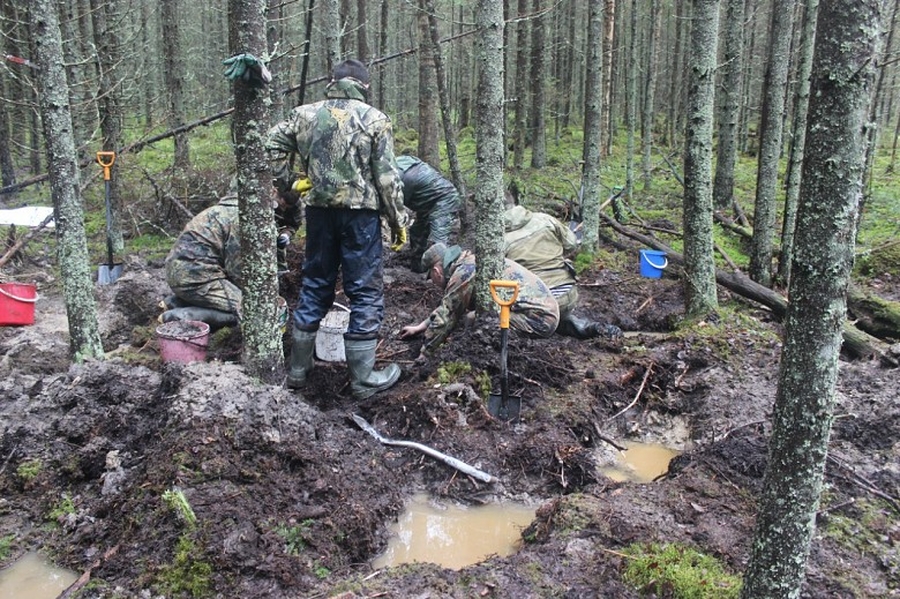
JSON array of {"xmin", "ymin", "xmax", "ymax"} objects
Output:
[
  {"xmin": 156, "ymin": 320, "xmax": 210, "ymax": 363},
  {"xmin": 0, "ymin": 283, "xmax": 37, "ymax": 326},
  {"xmin": 639, "ymin": 249, "xmax": 668, "ymax": 279},
  {"xmin": 315, "ymin": 303, "xmax": 350, "ymax": 362}
]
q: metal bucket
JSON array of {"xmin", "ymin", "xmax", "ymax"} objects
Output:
[{"xmin": 315, "ymin": 304, "xmax": 350, "ymax": 362}]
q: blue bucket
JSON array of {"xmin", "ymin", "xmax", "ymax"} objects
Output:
[{"xmin": 639, "ymin": 249, "xmax": 668, "ymax": 279}]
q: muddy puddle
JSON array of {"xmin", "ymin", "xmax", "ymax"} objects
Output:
[
  {"xmin": 372, "ymin": 493, "xmax": 536, "ymax": 570},
  {"xmin": 0, "ymin": 552, "xmax": 78, "ymax": 599},
  {"xmin": 600, "ymin": 441, "xmax": 681, "ymax": 483}
]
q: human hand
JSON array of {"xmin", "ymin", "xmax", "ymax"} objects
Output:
[
  {"xmin": 390, "ymin": 226, "xmax": 408, "ymax": 252},
  {"xmin": 398, "ymin": 324, "xmax": 419, "ymax": 339},
  {"xmin": 291, "ymin": 177, "xmax": 312, "ymax": 194}
]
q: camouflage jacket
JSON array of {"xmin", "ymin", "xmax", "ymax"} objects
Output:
[
  {"xmin": 424, "ymin": 250, "xmax": 559, "ymax": 351},
  {"xmin": 503, "ymin": 205, "xmax": 578, "ymax": 289},
  {"xmin": 265, "ymin": 79, "xmax": 408, "ymax": 230},
  {"xmin": 165, "ymin": 196, "xmax": 242, "ymax": 288},
  {"xmin": 396, "ymin": 155, "xmax": 460, "ymax": 216}
]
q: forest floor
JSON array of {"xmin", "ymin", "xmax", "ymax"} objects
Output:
[{"xmin": 0, "ymin": 230, "xmax": 899, "ymax": 598}]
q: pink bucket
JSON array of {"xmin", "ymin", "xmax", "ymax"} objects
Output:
[
  {"xmin": 156, "ymin": 320, "xmax": 210, "ymax": 363},
  {"xmin": 0, "ymin": 283, "xmax": 37, "ymax": 326}
]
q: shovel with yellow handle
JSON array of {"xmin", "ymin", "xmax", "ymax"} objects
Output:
[
  {"xmin": 487, "ymin": 280, "xmax": 521, "ymax": 421},
  {"xmin": 96, "ymin": 151, "xmax": 123, "ymax": 284}
]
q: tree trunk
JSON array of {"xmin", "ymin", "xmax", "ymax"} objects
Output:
[
  {"xmin": 424, "ymin": 0, "xmax": 466, "ymax": 200},
  {"xmin": 378, "ymin": 0, "xmax": 388, "ymax": 109},
  {"xmin": 474, "ymin": 0, "xmax": 506, "ymax": 312},
  {"xmin": 681, "ymin": 0, "xmax": 720, "ymax": 318},
  {"xmin": 740, "ymin": 1, "xmax": 880, "ymax": 596},
  {"xmin": 640, "ymin": 0, "xmax": 660, "ymax": 190},
  {"xmin": 529, "ymin": 0, "xmax": 546, "ymax": 168},
  {"xmin": 713, "ymin": 0, "xmax": 746, "ymax": 210},
  {"xmin": 624, "ymin": 0, "xmax": 637, "ymax": 200},
  {"xmin": 228, "ymin": 0, "xmax": 283, "ymax": 383},
  {"xmin": 749, "ymin": 1, "xmax": 794, "ymax": 286},
  {"xmin": 778, "ymin": 0, "xmax": 819, "ymax": 288},
  {"xmin": 581, "ymin": 0, "xmax": 604, "ymax": 253},
  {"xmin": 357, "ymin": 0, "xmax": 370, "ymax": 61},
  {"xmin": 417, "ymin": 0, "xmax": 440, "ymax": 166},
  {"xmin": 28, "ymin": 0, "xmax": 103, "ymax": 361},
  {"xmin": 323, "ymin": 0, "xmax": 341, "ymax": 74},
  {"xmin": 90, "ymin": 0, "xmax": 125, "ymax": 255},
  {"xmin": 601, "ymin": 0, "xmax": 615, "ymax": 158},
  {"xmin": 512, "ymin": 0, "xmax": 529, "ymax": 170},
  {"xmin": 161, "ymin": 0, "xmax": 190, "ymax": 168},
  {"xmin": 0, "ymin": 69, "xmax": 15, "ymax": 192}
]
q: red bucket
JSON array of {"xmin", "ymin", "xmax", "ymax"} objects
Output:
[{"xmin": 0, "ymin": 283, "xmax": 37, "ymax": 326}]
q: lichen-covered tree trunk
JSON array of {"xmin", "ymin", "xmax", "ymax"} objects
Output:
[
  {"xmin": 600, "ymin": 0, "xmax": 615, "ymax": 157},
  {"xmin": 640, "ymin": 0, "xmax": 660, "ymax": 190},
  {"xmin": 474, "ymin": 0, "xmax": 505, "ymax": 312},
  {"xmin": 624, "ymin": 1, "xmax": 637, "ymax": 200},
  {"xmin": 778, "ymin": 0, "xmax": 819, "ymax": 288},
  {"xmin": 740, "ymin": 1, "xmax": 880, "ymax": 596},
  {"xmin": 528, "ymin": 0, "xmax": 546, "ymax": 169},
  {"xmin": 712, "ymin": 0, "xmax": 746, "ymax": 211},
  {"xmin": 90, "ymin": 0, "xmax": 125, "ymax": 255},
  {"xmin": 161, "ymin": 0, "xmax": 190, "ymax": 168},
  {"xmin": 581, "ymin": 0, "xmax": 604, "ymax": 253},
  {"xmin": 323, "ymin": 0, "xmax": 341, "ymax": 75},
  {"xmin": 416, "ymin": 0, "xmax": 440, "ymax": 167},
  {"xmin": 29, "ymin": 0, "xmax": 103, "ymax": 361},
  {"xmin": 512, "ymin": 0, "xmax": 529, "ymax": 170},
  {"xmin": 228, "ymin": 0, "xmax": 283, "ymax": 383},
  {"xmin": 749, "ymin": 0, "xmax": 794, "ymax": 287},
  {"xmin": 681, "ymin": 0, "xmax": 719, "ymax": 318}
]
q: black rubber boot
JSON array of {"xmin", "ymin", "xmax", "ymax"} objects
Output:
[
  {"xmin": 160, "ymin": 307, "xmax": 238, "ymax": 328},
  {"xmin": 557, "ymin": 315, "xmax": 623, "ymax": 340},
  {"xmin": 345, "ymin": 338, "xmax": 401, "ymax": 400},
  {"xmin": 286, "ymin": 328, "xmax": 317, "ymax": 389}
]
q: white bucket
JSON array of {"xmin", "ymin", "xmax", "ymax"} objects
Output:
[{"xmin": 315, "ymin": 303, "xmax": 350, "ymax": 361}]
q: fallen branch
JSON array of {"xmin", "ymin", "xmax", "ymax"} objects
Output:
[
  {"xmin": 606, "ymin": 363, "xmax": 653, "ymax": 422},
  {"xmin": 0, "ymin": 211, "xmax": 54, "ymax": 269},
  {"xmin": 57, "ymin": 544, "xmax": 119, "ymax": 598}
]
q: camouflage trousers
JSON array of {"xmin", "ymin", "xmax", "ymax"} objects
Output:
[{"xmin": 166, "ymin": 259, "xmax": 243, "ymax": 317}]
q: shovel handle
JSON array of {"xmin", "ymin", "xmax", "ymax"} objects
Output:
[
  {"xmin": 489, "ymin": 280, "xmax": 519, "ymax": 330},
  {"xmin": 96, "ymin": 151, "xmax": 116, "ymax": 180}
]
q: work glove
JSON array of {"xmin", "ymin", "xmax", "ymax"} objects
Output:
[
  {"xmin": 390, "ymin": 226, "xmax": 408, "ymax": 252},
  {"xmin": 223, "ymin": 53, "xmax": 272, "ymax": 88},
  {"xmin": 291, "ymin": 177, "xmax": 313, "ymax": 194}
]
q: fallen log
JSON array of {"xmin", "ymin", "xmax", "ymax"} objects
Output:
[
  {"xmin": 847, "ymin": 284, "xmax": 900, "ymax": 340},
  {"xmin": 601, "ymin": 213, "xmax": 888, "ymax": 360}
]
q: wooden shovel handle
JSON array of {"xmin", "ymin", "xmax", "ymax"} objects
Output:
[{"xmin": 489, "ymin": 280, "xmax": 519, "ymax": 330}]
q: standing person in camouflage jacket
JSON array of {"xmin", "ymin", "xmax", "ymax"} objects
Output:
[
  {"xmin": 395, "ymin": 155, "xmax": 460, "ymax": 272},
  {"xmin": 266, "ymin": 58, "xmax": 408, "ymax": 400},
  {"xmin": 162, "ymin": 194, "xmax": 242, "ymax": 328},
  {"xmin": 503, "ymin": 203, "xmax": 622, "ymax": 339},
  {"xmin": 398, "ymin": 243, "xmax": 559, "ymax": 355}
]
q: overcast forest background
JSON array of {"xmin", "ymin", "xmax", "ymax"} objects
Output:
[{"xmin": 0, "ymin": 0, "xmax": 897, "ymax": 595}]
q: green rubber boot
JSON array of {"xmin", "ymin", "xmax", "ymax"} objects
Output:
[
  {"xmin": 345, "ymin": 338, "xmax": 401, "ymax": 400},
  {"xmin": 286, "ymin": 328, "xmax": 317, "ymax": 389}
]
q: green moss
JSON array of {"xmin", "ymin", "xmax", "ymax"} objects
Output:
[
  {"xmin": 622, "ymin": 542, "xmax": 742, "ymax": 599},
  {"xmin": 155, "ymin": 535, "xmax": 212, "ymax": 598},
  {"xmin": 0, "ymin": 533, "xmax": 14, "ymax": 561},
  {"xmin": 16, "ymin": 458, "xmax": 43, "ymax": 482},
  {"xmin": 162, "ymin": 488, "xmax": 197, "ymax": 528},
  {"xmin": 47, "ymin": 494, "xmax": 76, "ymax": 521},
  {"xmin": 435, "ymin": 360, "xmax": 472, "ymax": 384},
  {"xmin": 274, "ymin": 519, "xmax": 314, "ymax": 556}
]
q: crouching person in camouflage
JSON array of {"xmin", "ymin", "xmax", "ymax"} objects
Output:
[
  {"xmin": 162, "ymin": 194, "xmax": 243, "ymax": 328},
  {"xmin": 266, "ymin": 58, "xmax": 408, "ymax": 400},
  {"xmin": 399, "ymin": 243, "xmax": 560, "ymax": 357}
]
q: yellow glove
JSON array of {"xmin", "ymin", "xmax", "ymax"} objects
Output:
[
  {"xmin": 390, "ymin": 226, "xmax": 408, "ymax": 252},
  {"xmin": 291, "ymin": 177, "xmax": 313, "ymax": 194}
]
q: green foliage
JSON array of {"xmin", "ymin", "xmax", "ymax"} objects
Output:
[
  {"xmin": 436, "ymin": 360, "xmax": 472, "ymax": 384},
  {"xmin": 622, "ymin": 542, "xmax": 742, "ymax": 599},
  {"xmin": 47, "ymin": 493, "xmax": 76, "ymax": 521},
  {"xmin": 162, "ymin": 488, "xmax": 197, "ymax": 528},
  {"xmin": 854, "ymin": 242, "xmax": 900, "ymax": 280},
  {"xmin": 274, "ymin": 519, "xmax": 314, "ymax": 556},
  {"xmin": 0, "ymin": 534, "xmax": 14, "ymax": 560},
  {"xmin": 155, "ymin": 535, "xmax": 212, "ymax": 598},
  {"xmin": 16, "ymin": 458, "xmax": 43, "ymax": 482},
  {"xmin": 313, "ymin": 563, "xmax": 331, "ymax": 579}
]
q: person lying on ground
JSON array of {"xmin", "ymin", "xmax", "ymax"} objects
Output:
[
  {"xmin": 399, "ymin": 242, "xmax": 560, "ymax": 356},
  {"xmin": 395, "ymin": 155, "xmax": 461, "ymax": 272},
  {"xmin": 503, "ymin": 199, "xmax": 622, "ymax": 340}
]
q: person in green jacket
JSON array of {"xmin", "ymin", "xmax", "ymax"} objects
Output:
[{"xmin": 503, "ymin": 202, "xmax": 622, "ymax": 339}]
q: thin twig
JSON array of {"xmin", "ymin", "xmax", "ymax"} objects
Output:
[{"xmin": 606, "ymin": 363, "xmax": 653, "ymax": 423}]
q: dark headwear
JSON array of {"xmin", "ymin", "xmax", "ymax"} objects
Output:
[
  {"xmin": 332, "ymin": 59, "xmax": 370, "ymax": 86},
  {"xmin": 420, "ymin": 243, "xmax": 462, "ymax": 275}
]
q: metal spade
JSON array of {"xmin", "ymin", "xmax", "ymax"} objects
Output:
[
  {"xmin": 96, "ymin": 151, "xmax": 123, "ymax": 284},
  {"xmin": 487, "ymin": 280, "xmax": 521, "ymax": 422}
]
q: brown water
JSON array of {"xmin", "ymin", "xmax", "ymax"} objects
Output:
[
  {"xmin": 0, "ymin": 552, "xmax": 78, "ymax": 599},
  {"xmin": 372, "ymin": 494, "xmax": 536, "ymax": 570},
  {"xmin": 601, "ymin": 441, "xmax": 680, "ymax": 483}
]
